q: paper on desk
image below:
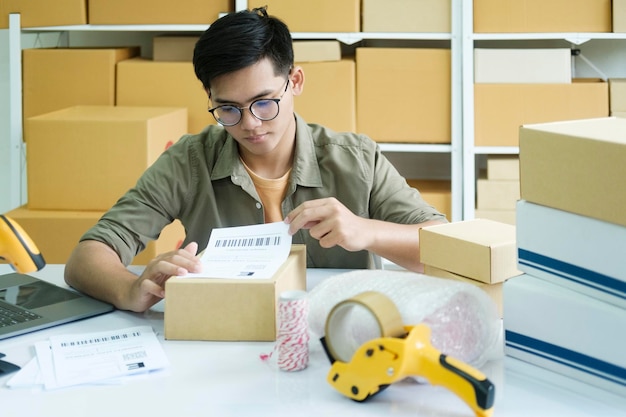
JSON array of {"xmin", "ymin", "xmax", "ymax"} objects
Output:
[
  {"xmin": 7, "ymin": 326, "xmax": 169, "ymax": 390},
  {"xmin": 185, "ymin": 222, "xmax": 292, "ymax": 279}
]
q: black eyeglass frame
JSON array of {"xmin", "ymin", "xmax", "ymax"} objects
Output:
[{"xmin": 208, "ymin": 79, "xmax": 290, "ymax": 127}]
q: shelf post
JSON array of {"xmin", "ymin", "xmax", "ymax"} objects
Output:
[{"xmin": 7, "ymin": 13, "xmax": 25, "ymax": 210}]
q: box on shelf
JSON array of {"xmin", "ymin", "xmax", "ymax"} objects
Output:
[
  {"xmin": 474, "ymin": 209, "xmax": 516, "ymax": 226},
  {"xmin": 476, "ymin": 178, "xmax": 520, "ymax": 210},
  {"xmin": 406, "ymin": 179, "xmax": 451, "ymax": 219},
  {"xmin": 614, "ymin": 0, "xmax": 626, "ymax": 32},
  {"xmin": 473, "ymin": 0, "xmax": 611, "ymax": 33},
  {"xmin": 516, "ymin": 200, "xmax": 626, "ymax": 309},
  {"xmin": 474, "ymin": 49, "xmax": 571, "ymax": 84},
  {"xmin": 164, "ymin": 245, "xmax": 306, "ymax": 341},
  {"xmin": 153, "ymin": 36, "xmax": 199, "ymax": 62},
  {"xmin": 5, "ymin": 206, "xmax": 185, "ymax": 265},
  {"xmin": 295, "ymin": 59, "xmax": 356, "ymax": 133},
  {"xmin": 519, "ymin": 117, "xmax": 626, "ymax": 227},
  {"xmin": 88, "ymin": 0, "xmax": 231, "ymax": 25},
  {"xmin": 486, "ymin": 155, "xmax": 519, "ymax": 180},
  {"xmin": 1, "ymin": 0, "xmax": 87, "ymax": 28},
  {"xmin": 420, "ymin": 219, "xmax": 522, "ymax": 284},
  {"xmin": 116, "ymin": 58, "xmax": 213, "ymax": 135},
  {"xmin": 424, "ymin": 265, "xmax": 503, "ymax": 318},
  {"xmin": 474, "ymin": 79, "xmax": 609, "ymax": 147},
  {"xmin": 22, "ymin": 47, "xmax": 138, "ymax": 121},
  {"xmin": 248, "ymin": 0, "xmax": 359, "ymax": 32},
  {"xmin": 356, "ymin": 48, "xmax": 451, "ymax": 144},
  {"xmin": 609, "ymin": 78, "xmax": 626, "ymax": 114},
  {"xmin": 504, "ymin": 274, "xmax": 626, "ymax": 397},
  {"xmin": 26, "ymin": 105, "xmax": 187, "ymax": 211},
  {"xmin": 293, "ymin": 41, "xmax": 341, "ymax": 63},
  {"xmin": 362, "ymin": 0, "xmax": 450, "ymax": 33}
]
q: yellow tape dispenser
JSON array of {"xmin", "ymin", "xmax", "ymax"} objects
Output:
[{"xmin": 320, "ymin": 291, "xmax": 495, "ymax": 417}]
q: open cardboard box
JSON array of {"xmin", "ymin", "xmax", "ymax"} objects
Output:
[{"xmin": 164, "ymin": 245, "xmax": 306, "ymax": 341}]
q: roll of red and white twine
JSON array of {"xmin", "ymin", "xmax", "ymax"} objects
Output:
[{"xmin": 260, "ymin": 290, "xmax": 309, "ymax": 371}]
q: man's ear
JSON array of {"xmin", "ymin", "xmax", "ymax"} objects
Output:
[{"xmin": 290, "ymin": 66, "xmax": 305, "ymax": 96}]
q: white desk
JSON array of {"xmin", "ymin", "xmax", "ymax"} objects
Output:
[{"xmin": 1, "ymin": 265, "xmax": 625, "ymax": 417}]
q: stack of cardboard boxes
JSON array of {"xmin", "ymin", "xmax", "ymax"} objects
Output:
[
  {"xmin": 475, "ymin": 156, "xmax": 518, "ymax": 225},
  {"xmin": 505, "ymin": 117, "xmax": 626, "ymax": 396}
]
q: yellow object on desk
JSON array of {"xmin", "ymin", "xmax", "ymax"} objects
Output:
[{"xmin": 0, "ymin": 214, "xmax": 45, "ymax": 274}]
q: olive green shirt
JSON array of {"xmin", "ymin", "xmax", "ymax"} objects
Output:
[{"xmin": 82, "ymin": 114, "xmax": 446, "ymax": 268}]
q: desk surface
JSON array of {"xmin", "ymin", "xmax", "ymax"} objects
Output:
[{"xmin": 1, "ymin": 265, "xmax": 625, "ymax": 417}]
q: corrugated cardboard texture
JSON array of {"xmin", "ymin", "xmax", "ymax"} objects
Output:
[
  {"xmin": 0, "ymin": 0, "xmax": 86, "ymax": 28},
  {"xmin": 519, "ymin": 117, "xmax": 626, "ymax": 227},
  {"xmin": 293, "ymin": 41, "xmax": 341, "ymax": 63},
  {"xmin": 609, "ymin": 79, "xmax": 626, "ymax": 114},
  {"xmin": 614, "ymin": 0, "xmax": 626, "ymax": 32},
  {"xmin": 164, "ymin": 245, "xmax": 306, "ymax": 341},
  {"xmin": 474, "ymin": 49, "xmax": 571, "ymax": 84},
  {"xmin": 362, "ymin": 0, "xmax": 450, "ymax": 33},
  {"xmin": 248, "ymin": 0, "xmax": 359, "ymax": 32},
  {"xmin": 474, "ymin": 80, "xmax": 609, "ymax": 147},
  {"xmin": 26, "ymin": 105, "xmax": 187, "ymax": 211},
  {"xmin": 88, "ymin": 0, "xmax": 231, "ymax": 24},
  {"xmin": 357, "ymin": 48, "xmax": 451, "ymax": 143},
  {"xmin": 406, "ymin": 179, "xmax": 451, "ymax": 219},
  {"xmin": 420, "ymin": 219, "xmax": 521, "ymax": 283},
  {"xmin": 476, "ymin": 179, "xmax": 520, "ymax": 210},
  {"xmin": 487, "ymin": 155, "xmax": 520, "ymax": 180},
  {"xmin": 153, "ymin": 36, "xmax": 199, "ymax": 62}
]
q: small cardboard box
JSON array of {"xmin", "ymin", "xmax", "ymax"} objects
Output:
[
  {"xmin": 88, "ymin": 0, "xmax": 231, "ymax": 24},
  {"xmin": 1, "ymin": 0, "xmax": 87, "ymax": 28},
  {"xmin": 486, "ymin": 155, "xmax": 519, "ymax": 180},
  {"xmin": 473, "ymin": 0, "xmax": 611, "ymax": 33},
  {"xmin": 26, "ymin": 105, "xmax": 187, "ymax": 211},
  {"xmin": 609, "ymin": 78, "xmax": 626, "ymax": 114},
  {"xmin": 164, "ymin": 245, "xmax": 307, "ymax": 341},
  {"xmin": 406, "ymin": 179, "xmax": 452, "ymax": 219},
  {"xmin": 248, "ymin": 0, "xmax": 359, "ymax": 32},
  {"xmin": 116, "ymin": 58, "xmax": 213, "ymax": 135},
  {"xmin": 293, "ymin": 41, "xmax": 341, "ymax": 63},
  {"xmin": 22, "ymin": 47, "xmax": 138, "ymax": 121},
  {"xmin": 476, "ymin": 178, "xmax": 520, "ymax": 210},
  {"xmin": 516, "ymin": 200, "xmax": 626, "ymax": 309},
  {"xmin": 474, "ymin": 209, "xmax": 516, "ymax": 226},
  {"xmin": 5, "ymin": 206, "xmax": 185, "ymax": 265},
  {"xmin": 519, "ymin": 117, "xmax": 626, "ymax": 227},
  {"xmin": 153, "ymin": 36, "xmax": 199, "ymax": 62},
  {"xmin": 474, "ymin": 79, "xmax": 609, "ymax": 147},
  {"xmin": 504, "ymin": 274, "xmax": 626, "ymax": 397},
  {"xmin": 424, "ymin": 264, "xmax": 503, "ymax": 318},
  {"xmin": 474, "ymin": 49, "xmax": 571, "ymax": 84},
  {"xmin": 362, "ymin": 0, "xmax": 450, "ymax": 33},
  {"xmin": 295, "ymin": 59, "xmax": 356, "ymax": 132},
  {"xmin": 357, "ymin": 48, "xmax": 451, "ymax": 143},
  {"xmin": 614, "ymin": 0, "xmax": 626, "ymax": 32},
  {"xmin": 420, "ymin": 219, "xmax": 522, "ymax": 284}
]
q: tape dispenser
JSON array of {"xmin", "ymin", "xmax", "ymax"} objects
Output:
[{"xmin": 320, "ymin": 291, "xmax": 495, "ymax": 417}]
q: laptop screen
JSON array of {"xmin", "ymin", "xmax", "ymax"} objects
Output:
[{"xmin": 0, "ymin": 280, "xmax": 81, "ymax": 310}]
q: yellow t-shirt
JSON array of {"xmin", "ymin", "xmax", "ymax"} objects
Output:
[{"xmin": 241, "ymin": 159, "xmax": 291, "ymax": 223}]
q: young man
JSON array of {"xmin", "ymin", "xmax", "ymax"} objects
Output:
[{"xmin": 64, "ymin": 7, "xmax": 447, "ymax": 313}]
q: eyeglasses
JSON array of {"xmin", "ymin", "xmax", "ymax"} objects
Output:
[{"xmin": 208, "ymin": 79, "xmax": 290, "ymax": 127}]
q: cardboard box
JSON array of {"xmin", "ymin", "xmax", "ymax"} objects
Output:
[
  {"xmin": 88, "ymin": 0, "xmax": 231, "ymax": 24},
  {"xmin": 164, "ymin": 245, "xmax": 306, "ymax": 341},
  {"xmin": 609, "ymin": 78, "xmax": 626, "ymax": 114},
  {"xmin": 473, "ymin": 0, "xmax": 612, "ymax": 33},
  {"xmin": 1, "ymin": 0, "xmax": 86, "ymax": 28},
  {"xmin": 474, "ymin": 80, "xmax": 609, "ymax": 147},
  {"xmin": 22, "ymin": 47, "xmax": 138, "ymax": 121},
  {"xmin": 474, "ymin": 49, "xmax": 571, "ymax": 84},
  {"xmin": 362, "ymin": 0, "xmax": 450, "ymax": 33},
  {"xmin": 248, "ymin": 0, "xmax": 359, "ymax": 32},
  {"xmin": 357, "ymin": 48, "xmax": 451, "ymax": 143},
  {"xmin": 406, "ymin": 179, "xmax": 452, "ymax": 219},
  {"xmin": 116, "ymin": 58, "xmax": 213, "ymax": 134},
  {"xmin": 5, "ymin": 206, "xmax": 185, "ymax": 265},
  {"xmin": 614, "ymin": 0, "xmax": 626, "ymax": 32},
  {"xmin": 153, "ymin": 36, "xmax": 199, "ymax": 62},
  {"xmin": 476, "ymin": 179, "xmax": 520, "ymax": 210},
  {"xmin": 420, "ymin": 219, "xmax": 522, "ymax": 284},
  {"xmin": 487, "ymin": 155, "xmax": 519, "ymax": 180},
  {"xmin": 516, "ymin": 200, "xmax": 626, "ymax": 309},
  {"xmin": 474, "ymin": 209, "xmax": 516, "ymax": 226},
  {"xmin": 504, "ymin": 274, "xmax": 626, "ymax": 397},
  {"xmin": 424, "ymin": 265, "xmax": 503, "ymax": 318},
  {"xmin": 519, "ymin": 117, "xmax": 626, "ymax": 227},
  {"xmin": 295, "ymin": 59, "xmax": 356, "ymax": 133},
  {"xmin": 26, "ymin": 105, "xmax": 187, "ymax": 211},
  {"xmin": 293, "ymin": 41, "xmax": 341, "ymax": 63}
]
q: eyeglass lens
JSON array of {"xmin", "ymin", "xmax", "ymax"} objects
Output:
[{"xmin": 214, "ymin": 99, "xmax": 280, "ymax": 126}]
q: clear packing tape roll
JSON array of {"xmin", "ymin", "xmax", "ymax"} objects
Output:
[{"xmin": 308, "ymin": 270, "xmax": 502, "ymax": 367}]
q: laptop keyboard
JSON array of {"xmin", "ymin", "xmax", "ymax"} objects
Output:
[{"xmin": 0, "ymin": 303, "xmax": 42, "ymax": 327}]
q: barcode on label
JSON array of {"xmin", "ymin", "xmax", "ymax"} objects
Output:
[
  {"xmin": 215, "ymin": 235, "xmax": 282, "ymax": 248},
  {"xmin": 59, "ymin": 330, "xmax": 142, "ymax": 348}
]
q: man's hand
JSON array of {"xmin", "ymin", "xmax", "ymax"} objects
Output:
[{"xmin": 284, "ymin": 197, "xmax": 372, "ymax": 252}]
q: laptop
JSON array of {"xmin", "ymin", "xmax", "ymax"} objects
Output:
[{"xmin": 0, "ymin": 272, "xmax": 114, "ymax": 340}]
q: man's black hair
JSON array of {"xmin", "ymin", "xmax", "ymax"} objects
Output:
[{"xmin": 193, "ymin": 7, "xmax": 294, "ymax": 91}]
